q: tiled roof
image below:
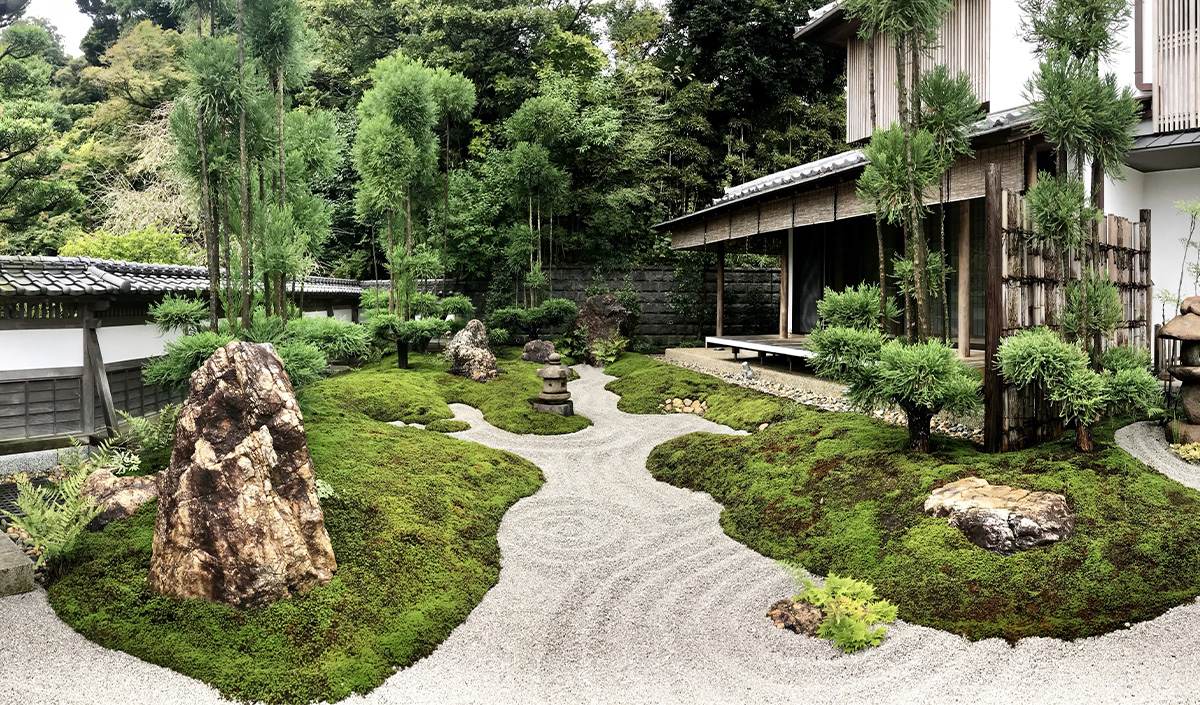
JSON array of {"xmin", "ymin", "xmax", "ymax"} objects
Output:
[
  {"xmin": 0, "ymin": 256, "xmax": 363, "ymax": 298},
  {"xmin": 655, "ymin": 107, "xmax": 1035, "ymax": 229},
  {"xmin": 1132, "ymin": 129, "xmax": 1200, "ymax": 150}
]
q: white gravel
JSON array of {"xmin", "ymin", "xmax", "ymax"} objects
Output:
[{"xmin": 1, "ymin": 371, "xmax": 1199, "ymax": 704}]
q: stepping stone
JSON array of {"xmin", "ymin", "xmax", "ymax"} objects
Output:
[{"xmin": 0, "ymin": 535, "xmax": 34, "ymax": 597}]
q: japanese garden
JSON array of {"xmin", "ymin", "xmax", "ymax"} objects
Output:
[{"xmin": 1, "ymin": 0, "xmax": 1200, "ymax": 703}]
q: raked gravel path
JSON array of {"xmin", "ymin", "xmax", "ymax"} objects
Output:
[{"xmin": 3, "ymin": 370, "xmax": 1200, "ymax": 705}]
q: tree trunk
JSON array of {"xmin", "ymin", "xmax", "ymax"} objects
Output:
[
  {"xmin": 387, "ymin": 211, "xmax": 395, "ymax": 315},
  {"xmin": 443, "ymin": 122, "xmax": 450, "ymax": 275},
  {"xmin": 1076, "ymin": 421, "xmax": 1094, "ymax": 452},
  {"xmin": 904, "ymin": 402, "xmax": 935, "ymax": 452},
  {"xmin": 396, "ymin": 339, "xmax": 409, "ymax": 369},
  {"xmin": 237, "ymin": 0, "xmax": 251, "ymax": 326},
  {"xmin": 903, "ymin": 32, "xmax": 931, "ymax": 342},
  {"xmin": 867, "ymin": 31, "xmax": 888, "ymax": 332},
  {"xmin": 277, "ymin": 65, "xmax": 286, "ymax": 206},
  {"xmin": 404, "ymin": 188, "xmax": 413, "ymax": 320},
  {"xmin": 221, "ymin": 172, "xmax": 234, "ymax": 331}
]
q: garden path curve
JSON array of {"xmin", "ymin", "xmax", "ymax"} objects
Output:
[{"xmin": 2, "ymin": 373, "xmax": 1200, "ymax": 704}]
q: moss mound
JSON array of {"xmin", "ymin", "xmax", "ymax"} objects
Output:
[
  {"xmin": 425, "ymin": 419, "xmax": 471, "ymax": 433},
  {"xmin": 646, "ymin": 406, "xmax": 1200, "ymax": 641},
  {"xmin": 359, "ymin": 348, "xmax": 590, "ymax": 435},
  {"xmin": 47, "ymin": 374, "xmax": 544, "ymax": 704},
  {"xmin": 604, "ymin": 353, "xmax": 791, "ymax": 431}
]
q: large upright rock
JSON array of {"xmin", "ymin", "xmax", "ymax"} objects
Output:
[
  {"xmin": 573, "ymin": 294, "xmax": 635, "ymax": 365},
  {"xmin": 148, "ymin": 341, "xmax": 336, "ymax": 610},
  {"xmin": 445, "ymin": 319, "xmax": 498, "ymax": 382}
]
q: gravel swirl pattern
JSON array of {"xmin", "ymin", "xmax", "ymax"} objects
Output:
[{"xmin": 0, "ymin": 373, "xmax": 1198, "ymax": 704}]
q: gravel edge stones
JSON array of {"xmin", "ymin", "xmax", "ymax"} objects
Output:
[{"xmin": 1, "ymin": 379, "xmax": 1199, "ymax": 704}]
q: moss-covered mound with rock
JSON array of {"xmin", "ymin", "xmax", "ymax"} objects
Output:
[
  {"xmin": 318, "ymin": 347, "xmax": 589, "ymax": 435},
  {"xmin": 646, "ymin": 405, "xmax": 1200, "ymax": 641},
  {"xmin": 46, "ymin": 363, "xmax": 545, "ymax": 704}
]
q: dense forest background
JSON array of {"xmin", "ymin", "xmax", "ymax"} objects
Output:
[{"xmin": 0, "ymin": 0, "xmax": 846, "ymax": 293}]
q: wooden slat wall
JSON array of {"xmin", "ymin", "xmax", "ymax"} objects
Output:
[
  {"xmin": 996, "ymin": 190, "xmax": 1152, "ymax": 450},
  {"xmin": 846, "ymin": 0, "xmax": 991, "ymax": 143},
  {"xmin": 1156, "ymin": 0, "xmax": 1200, "ymax": 132}
]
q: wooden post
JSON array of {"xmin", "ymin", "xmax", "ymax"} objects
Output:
[
  {"xmin": 780, "ymin": 230, "xmax": 790, "ymax": 339},
  {"xmin": 1142, "ymin": 208, "xmax": 1152, "ymax": 347},
  {"xmin": 84, "ymin": 320, "xmax": 118, "ymax": 437},
  {"xmin": 984, "ymin": 164, "xmax": 1004, "ymax": 453},
  {"xmin": 957, "ymin": 200, "xmax": 971, "ymax": 358},
  {"xmin": 80, "ymin": 305, "xmax": 95, "ymax": 438},
  {"xmin": 715, "ymin": 242, "xmax": 725, "ymax": 337}
]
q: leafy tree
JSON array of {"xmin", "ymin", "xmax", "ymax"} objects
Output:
[
  {"xmin": 58, "ymin": 226, "xmax": 196, "ymax": 263},
  {"xmin": 0, "ymin": 22, "xmax": 83, "ymax": 252}
]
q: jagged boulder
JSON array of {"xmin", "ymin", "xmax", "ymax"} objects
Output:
[
  {"xmin": 445, "ymin": 319, "xmax": 498, "ymax": 382},
  {"xmin": 924, "ymin": 477, "xmax": 1074, "ymax": 555},
  {"xmin": 766, "ymin": 598, "xmax": 823, "ymax": 636},
  {"xmin": 80, "ymin": 469, "xmax": 158, "ymax": 528},
  {"xmin": 148, "ymin": 341, "xmax": 337, "ymax": 610},
  {"xmin": 522, "ymin": 339, "xmax": 555, "ymax": 364},
  {"xmin": 573, "ymin": 294, "xmax": 635, "ymax": 364}
]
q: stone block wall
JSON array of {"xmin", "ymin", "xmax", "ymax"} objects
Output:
[{"xmin": 416, "ymin": 266, "xmax": 781, "ymax": 348}]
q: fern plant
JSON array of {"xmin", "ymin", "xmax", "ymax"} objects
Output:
[
  {"xmin": 794, "ymin": 574, "xmax": 898, "ymax": 654},
  {"xmin": 590, "ymin": 337, "xmax": 628, "ymax": 367},
  {"xmin": 117, "ymin": 404, "xmax": 179, "ymax": 455},
  {"xmin": 2, "ymin": 465, "xmax": 102, "ymax": 568}
]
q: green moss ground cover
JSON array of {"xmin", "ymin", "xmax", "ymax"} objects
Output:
[
  {"xmin": 604, "ymin": 354, "xmax": 791, "ymax": 431},
  {"xmin": 47, "ymin": 369, "xmax": 545, "ymax": 704},
  {"xmin": 623, "ymin": 353, "xmax": 1200, "ymax": 641},
  {"xmin": 319, "ymin": 347, "xmax": 590, "ymax": 435}
]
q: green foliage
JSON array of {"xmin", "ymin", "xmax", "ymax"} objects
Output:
[
  {"xmin": 438, "ymin": 294, "xmax": 475, "ymax": 320},
  {"xmin": 57, "ymin": 227, "xmax": 196, "ymax": 265},
  {"xmin": 848, "ymin": 339, "xmax": 982, "ymax": 418},
  {"xmin": 286, "ymin": 316, "xmax": 371, "ymax": 360},
  {"xmin": 314, "ymin": 478, "xmax": 336, "ymax": 501},
  {"xmin": 808, "ymin": 326, "xmax": 886, "ymax": 385},
  {"xmin": 149, "ymin": 294, "xmax": 208, "ymax": 335},
  {"xmin": 410, "ymin": 292, "xmax": 441, "ymax": 318},
  {"xmin": 425, "ymin": 419, "xmax": 471, "ymax": 433},
  {"xmin": 276, "ymin": 340, "xmax": 328, "ymax": 389},
  {"xmin": 487, "ymin": 298, "xmax": 579, "ymax": 338},
  {"xmin": 644, "ymin": 398, "xmax": 1200, "ymax": 642},
  {"xmin": 1061, "ymin": 273, "xmax": 1124, "ymax": 346},
  {"xmin": 241, "ymin": 307, "xmax": 287, "ymax": 345},
  {"xmin": 1024, "ymin": 174, "xmax": 1098, "ymax": 250},
  {"xmin": 995, "ymin": 327, "xmax": 1088, "ymax": 389},
  {"xmin": 857, "ymin": 125, "xmax": 945, "ymax": 226},
  {"xmin": 557, "ymin": 326, "xmax": 591, "ymax": 359},
  {"xmin": 48, "ymin": 370, "xmax": 544, "ymax": 704},
  {"xmin": 488, "ymin": 327, "xmax": 511, "ymax": 348},
  {"xmin": 2, "ymin": 462, "xmax": 101, "ymax": 569},
  {"xmin": 791, "ymin": 573, "xmax": 898, "ymax": 653},
  {"xmin": 814, "ymin": 283, "xmax": 898, "ymax": 331},
  {"xmin": 590, "ymin": 336, "xmax": 629, "ymax": 367},
  {"xmin": 915, "ymin": 65, "xmax": 984, "ymax": 160},
  {"xmin": 1171, "ymin": 443, "xmax": 1200, "ymax": 463},
  {"xmin": 116, "ymin": 404, "xmax": 179, "ymax": 457},
  {"xmin": 142, "ymin": 331, "xmax": 235, "ymax": 392},
  {"xmin": 1102, "ymin": 344, "xmax": 1153, "ymax": 374}
]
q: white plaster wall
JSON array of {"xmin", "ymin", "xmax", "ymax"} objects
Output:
[
  {"xmin": 96, "ymin": 324, "xmax": 181, "ymax": 364},
  {"xmin": 1138, "ymin": 168, "xmax": 1200, "ymax": 325},
  {"xmin": 0, "ymin": 329, "xmax": 84, "ymax": 371},
  {"xmin": 333, "ymin": 307, "xmax": 354, "ymax": 322},
  {"xmin": 1105, "ymin": 166, "xmax": 1147, "ymax": 223},
  {"xmin": 302, "ymin": 309, "xmax": 329, "ymax": 318},
  {"xmin": 988, "ymin": 2, "xmax": 1145, "ymax": 115}
]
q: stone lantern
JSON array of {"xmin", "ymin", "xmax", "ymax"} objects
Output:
[
  {"xmin": 531, "ymin": 353, "xmax": 573, "ymax": 416},
  {"xmin": 1162, "ymin": 297, "xmax": 1200, "ymax": 443}
]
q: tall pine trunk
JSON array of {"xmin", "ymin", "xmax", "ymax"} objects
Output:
[
  {"xmin": 387, "ymin": 211, "xmax": 395, "ymax": 315},
  {"xmin": 237, "ymin": 0, "xmax": 251, "ymax": 326},
  {"xmin": 867, "ymin": 31, "xmax": 888, "ymax": 332}
]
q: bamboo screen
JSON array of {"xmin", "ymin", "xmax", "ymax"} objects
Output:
[
  {"xmin": 996, "ymin": 190, "xmax": 1152, "ymax": 449},
  {"xmin": 845, "ymin": 0, "xmax": 991, "ymax": 143},
  {"xmin": 1156, "ymin": 0, "xmax": 1200, "ymax": 133}
]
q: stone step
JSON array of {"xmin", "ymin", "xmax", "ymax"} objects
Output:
[{"xmin": 0, "ymin": 535, "xmax": 34, "ymax": 597}]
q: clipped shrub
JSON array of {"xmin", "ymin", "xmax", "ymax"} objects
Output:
[
  {"xmin": 439, "ymin": 294, "xmax": 476, "ymax": 321},
  {"xmin": 488, "ymin": 299, "xmax": 580, "ymax": 339},
  {"xmin": 848, "ymin": 339, "xmax": 981, "ymax": 451},
  {"xmin": 1102, "ymin": 343, "xmax": 1153, "ymax": 373},
  {"xmin": 149, "ymin": 294, "xmax": 207, "ymax": 335},
  {"xmin": 287, "ymin": 316, "xmax": 370, "ymax": 360},
  {"xmin": 556, "ymin": 326, "xmax": 590, "ymax": 359},
  {"xmin": 793, "ymin": 573, "xmax": 897, "ymax": 654},
  {"xmin": 538, "ymin": 298, "xmax": 579, "ymax": 329},
  {"xmin": 142, "ymin": 331, "xmax": 235, "ymax": 392},
  {"xmin": 410, "ymin": 292, "xmax": 441, "ymax": 318},
  {"xmin": 815, "ymin": 283, "xmax": 899, "ymax": 331},
  {"xmin": 808, "ymin": 326, "xmax": 886, "ymax": 384},
  {"xmin": 358, "ymin": 288, "xmax": 389, "ymax": 319},
  {"xmin": 398, "ymin": 318, "xmax": 447, "ymax": 353},
  {"xmin": 276, "ymin": 340, "xmax": 328, "ymax": 389},
  {"xmin": 240, "ymin": 307, "xmax": 286, "ymax": 345},
  {"xmin": 489, "ymin": 327, "xmax": 512, "ymax": 348}
]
